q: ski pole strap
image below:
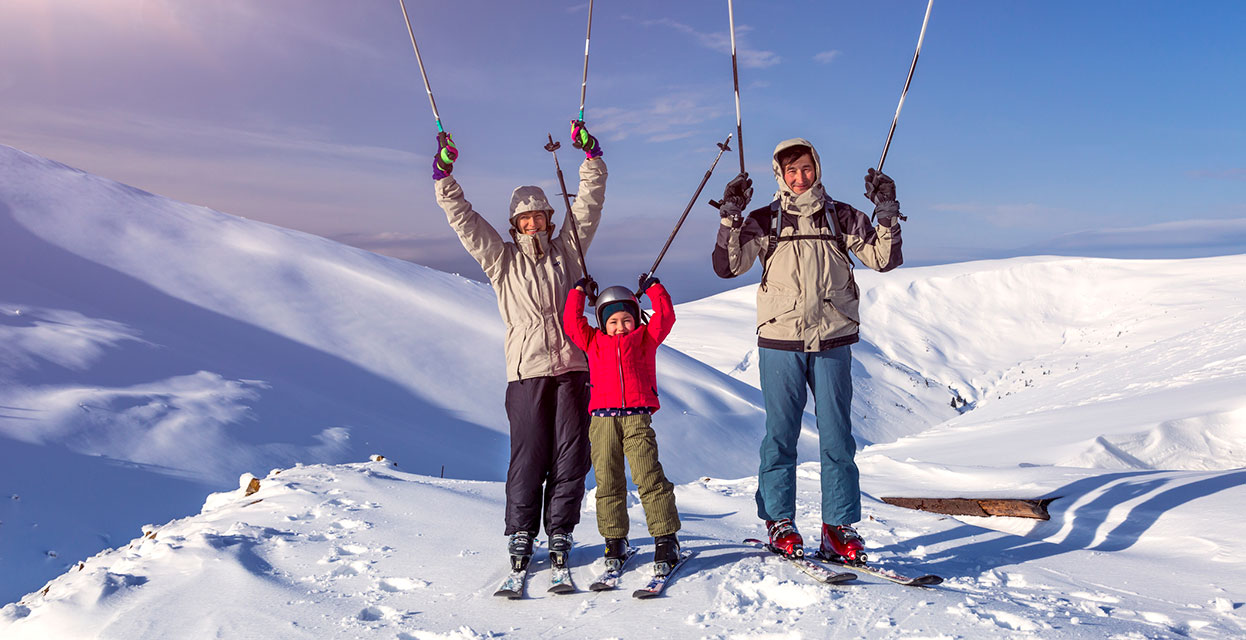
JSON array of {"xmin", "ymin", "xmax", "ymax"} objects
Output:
[
  {"xmin": 572, "ymin": 120, "xmax": 589, "ymax": 150},
  {"xmin": 437, "ymin": 132, "xmax": 457, "ymax": 166}
]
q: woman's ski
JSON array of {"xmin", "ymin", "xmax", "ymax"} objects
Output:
[{"xmin": 493, "ymin": 566, "xmax": 530, "ymax": 599}]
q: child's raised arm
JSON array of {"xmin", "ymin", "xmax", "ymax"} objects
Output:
[
  {"xmin": 562, "ymin": 280, "xmax": 597, "ymax": 351},
  {"xmin": 641, "ymin": 279, "xmax": 675, "ymax": 344}
]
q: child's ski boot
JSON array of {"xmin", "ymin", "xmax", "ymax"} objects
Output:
[
  {"xmin": 653, "ymin": 533, "xmax": 681, "ymax": 576},
  {"xmin": 604, "ymin": 537, "xmax": 629, "ymax": 572}
]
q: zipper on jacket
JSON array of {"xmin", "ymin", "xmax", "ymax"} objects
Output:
[{"xmin": 616, "ymin": 341, "xmax": 625, "ymax": 405}]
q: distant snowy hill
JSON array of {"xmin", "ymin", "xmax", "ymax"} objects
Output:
[
  {"xmin": 0, "ymin": 144, "xmax": 777, "ymax": 603},
  {"xmin": 2, "ymin": 144, "xmax": 1245, "ymax": 638}
]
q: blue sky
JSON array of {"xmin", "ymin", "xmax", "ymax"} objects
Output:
[{"xmin": 2, "ymin": 0, "xmax": 1244, "ymax": 302}]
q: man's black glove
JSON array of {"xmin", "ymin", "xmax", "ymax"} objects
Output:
[
  {"xmin": 863, "ymin": 168, "xmax": 896, "ymax": 205},
  {"xmin": 874, "ymin": 200, "xmax": 903, "ymax": 227},
  {"xmin": 718, "ymin": 172, "xmax": 753, "ymax": 218},
  {"xmin": 637, "ymin": 274, "xmax": 660, "ymax": 296}
]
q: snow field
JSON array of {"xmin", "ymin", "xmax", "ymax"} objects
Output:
[{"xmin": 3, "ymin": 143, "xmax": 1246, "ymax": 637}]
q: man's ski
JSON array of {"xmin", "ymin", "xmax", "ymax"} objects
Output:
[
  {"xmin": 493, "ymin": 567, "xmax": 530, "ymax": 599},
  {"xmin": 547, "ymin": 565, "xmax": 577, "ymax": 594},
  {"xmin": 813, "ymin": 550, "xmax": 942, "ymax": 587},
  {"xmin": 743, "ymin": 538, "xmax": 856, "ymax": 585},
  {"xmin": 588, "ymin": 546, "xmax": 640, "ymax": 592},
  {"xmin": 632, "ymin": 550, "xmax": 695, "ymax": 599}
]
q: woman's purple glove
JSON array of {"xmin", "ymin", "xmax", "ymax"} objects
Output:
[
  {"xmin": 570, "ymin": 121, "xmax": 603, "ymax": 159},
  {"xmin": 432, "ymin": 132, "xmax": 458, "ymax": 180}
]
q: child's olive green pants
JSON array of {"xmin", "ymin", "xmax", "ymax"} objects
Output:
[{"xmin": 589, "ymin": 413, "xmax": 680, "ymax": 539}]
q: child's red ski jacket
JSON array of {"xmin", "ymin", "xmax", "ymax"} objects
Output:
[{"xmin": 563, "ymin": 283, "xmax": 675, "ymax": 412}]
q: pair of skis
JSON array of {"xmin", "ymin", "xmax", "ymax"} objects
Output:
[
  {"xmin": 494, "ymin": 537, "xmax": 575, "ymax": 599},
  {"xmin": 495, "ymin": 545, "xmax": 696, "ymax": 599},
  {"xmin": 494, "ymin": 561, "xmax": 577, "ymax": 599},
  {"xmin": 744, "ymin": 538, "xmax": 942, "ymax": 587}
]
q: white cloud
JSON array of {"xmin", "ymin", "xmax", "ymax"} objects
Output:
[
  {"xmin": 642, "ymin": 18, "xmax": 780, "ymax": 68},
  {"xmin": 591, "ymin": 91, "xmax": 725, "ymax": 144},
  {"xmin": 814, "ymin": 50, "xmax": 841, "ymax": 64}
]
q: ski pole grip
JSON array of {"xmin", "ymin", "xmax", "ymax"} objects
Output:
[{"xmin": 708, "ymin": 199, "xmax": 723, "ymax": 209}]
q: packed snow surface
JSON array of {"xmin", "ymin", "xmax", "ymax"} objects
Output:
[{"xmin": 2, "ymin": 144, "xmax": 1245, "ymax": 637}]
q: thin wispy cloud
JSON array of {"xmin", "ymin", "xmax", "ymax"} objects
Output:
[
  {"xmin": 642, "ymin": 18, "xmax": 780, "ymax": 68},
  {"xmin": 1187, "ymin": 168, "xmax": 1246, "ymax": 181},
  {"xmin": 591, "ymin": 91, "xmax": 725, "ymax": 143},
  {"xmin": 931, "ymin": 202, "xmax": 1075, "ymax": 229},
  {"xmin": 813, "ymin": 50, "xmax": 841, "ymax": 64}
]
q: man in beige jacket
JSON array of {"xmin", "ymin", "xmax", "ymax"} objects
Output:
[
  {"xmin": 431, "ymin": 123, "xmax": 606, "ymax": 573},
  {"xmin": 712, "ymin": 138, "xmax": 904, "ymax": 563}
]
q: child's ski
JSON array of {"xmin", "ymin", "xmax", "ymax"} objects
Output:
[
  {"xmin": 812, "ymin": 550, "xmax": 942, "ymax": 587},
  {"xmin": 493, "ymin": 566, "xmax": 530, "ymax": 599},
  {"xmin": 632, "ymin": 550, "xmax": 695, "ymax": 599},
  {"xmin": 743, "ymin": 539, "xmax": 856, "ymax": 585},
  {"xmin": 588, "ymin": 546, "xmax": 640, "ymax": 592}
]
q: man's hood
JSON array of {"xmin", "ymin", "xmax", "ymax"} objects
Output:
[
  {"xmin": 771, "ymin": 137, "xmax": 823, "ymax": 196},
  {"xmin": 771, "ymin": 137, "xmax": 827, "ymax": 216}
]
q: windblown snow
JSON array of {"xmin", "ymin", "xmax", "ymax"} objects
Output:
[{"xmin": 1, "ymin": 144, "xmax": 1244, "ymax": 638}]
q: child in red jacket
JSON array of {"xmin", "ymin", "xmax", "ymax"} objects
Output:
[{"xmin": 563, "ymin": 277, "xmax": 682, "ymax": 575}]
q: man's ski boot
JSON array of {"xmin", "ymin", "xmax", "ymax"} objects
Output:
[
  {"xmin": 653, "ymin": 533, "xmax": 680, "ymax": 576},
  {"xmin": 820, "ymin": 523, "xmax": 867, "ymax": 563},
  {"xmin": 765, "ymin": 518, "xmax": 804, "ymax": 558},
  {"xmin": 548, "ymin": 532, "xmax": 573, "ymax": 569},
  {"xmin": 508, "ymin": 531, "xmax": 535, "ymax": 571},
  {"xmin": 603, "ymin": 537, "xmax": 629, "ymax": 572}
]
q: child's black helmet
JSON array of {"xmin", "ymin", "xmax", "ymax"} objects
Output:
[{"xmin": 595, "ymin": 286, "xmax": 640, "ymax": 328}]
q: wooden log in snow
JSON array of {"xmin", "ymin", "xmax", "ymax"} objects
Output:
[{"xmin": 881, "ymin": 496, "xmax": 1056, "ymax": 520}]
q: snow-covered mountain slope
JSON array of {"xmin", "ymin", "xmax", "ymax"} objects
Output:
[
  {"xmin": 0, "ymin": 144, "xmax": 780, "ymax": 603},
  {"xmin": 669, "ymin": 255, "xmax": 1246, "ymax": 471},
  {"xmin": 3, "ymin": 144, "xmax": 1245, "ymax": 638},
  {"xmin": 4, "ymin": 458, "xmax": 1241, "ymax": 639}
]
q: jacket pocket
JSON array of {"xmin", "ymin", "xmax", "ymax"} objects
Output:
[
  {"xmin": 823, "ymin": 281, "xmax": 860, "ymax": 325},
  {"xmin": 756, "ymin": 289, "xmax": 799, "ymax": 335}
]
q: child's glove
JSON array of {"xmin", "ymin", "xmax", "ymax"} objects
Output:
[
  {"xmin": 570, "ymin": 120, "xmax": 603, "ymax": 159},
  {"xmin": 432, "ymin": 132, "xmax": 458, "ymax": 180},
  {"xmin": 574, "ymin": 275, "xmax": 599, "ymax": 299},
  {"xmin": 637, "ymin": 274, "xmax": 660, "ymax": 296}
]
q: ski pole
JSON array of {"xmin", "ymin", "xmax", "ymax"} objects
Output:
[
  {"xmin": 877, "ymin": 0, "xmax": 934, "ymax": 172},
  {"xmin": 727, "ymin": 0, "xmax": 745, "ymax": 174},
  {"xmin": 398, "ymin": 0, "xmax": 444, "ymax": 133},
  {"xmin": 639, "ymin": 134, "xmax": 733, "ymax": 294},
  {"xmin": 543, "ymin": 134, "xmax": 597, "ymax": 304},
  {"xmin": 576, "ymin": 0, "xmax": 595, "ymax": 125}
]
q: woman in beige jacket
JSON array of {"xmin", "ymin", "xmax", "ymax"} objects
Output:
[{"xmin": 431, "ymin": 123, "xmax": 606, "ymax": 571}]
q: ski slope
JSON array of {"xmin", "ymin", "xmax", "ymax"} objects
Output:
[{"xmin": 2, "ymin": 144, "xmax": 1244, "ymax": 637}]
